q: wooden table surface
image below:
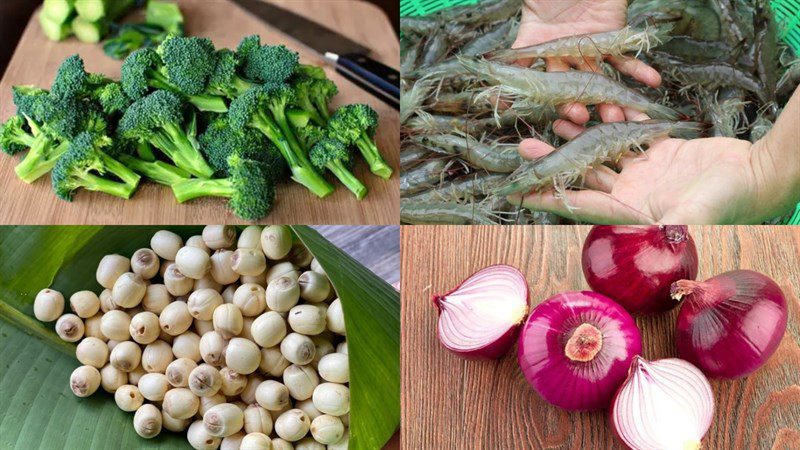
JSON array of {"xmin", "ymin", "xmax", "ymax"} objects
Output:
[
  {"xmin": 0, "ymin": 0, "xmax": 399, "ymax": 225},
  {"xmin": 401, "ymin": 226, "xmax": 800, "ymax": 450}
]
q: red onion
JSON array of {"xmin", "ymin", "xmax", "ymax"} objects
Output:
[
  {"xmin": 611, "ymin": 357, "xmax": 714, "ymax": 450},
  {"xmin": 672, "ymin": 269, "xmax": 787, "ymax": 379},
  {"xmin": 582, "ymin": 225, "xmax": 698, "ymax": 315},
  {"xmin": 433, "ymin": 264, "xmax": 529, "ymax": 359},
  {"xmin": 518, "ymin": 291, "xmax": 642, "ymax": 411}
]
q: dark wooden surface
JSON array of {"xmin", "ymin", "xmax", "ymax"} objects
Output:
[{"xmin": 401, "ymin": 226, "xmax": 800, "ymax": 450}]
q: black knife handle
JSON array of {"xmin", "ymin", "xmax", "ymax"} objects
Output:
[{"xmin": 336, "ymin": 53, "xmax": 399, "ymax": 110}]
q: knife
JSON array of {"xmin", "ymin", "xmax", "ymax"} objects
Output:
[{"xmin": 231, "ymin": 0, "xmax": 399, "ymax": 110}]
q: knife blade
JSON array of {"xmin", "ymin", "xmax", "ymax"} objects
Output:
[{"xmin": 231, "ymin": 0, "xmax": 399, "ymax": 109}]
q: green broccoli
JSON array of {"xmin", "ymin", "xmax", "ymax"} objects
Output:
[
  {"xmin": 310, "ymin": 137, "xmax": 367, "ymax": 200},
  {"xmin": 157, "ymin": 35, "xmax": 217, "ymax": 95},
  {"xmin": 236, "ymin": 35, "xmax": 299, "ymax": 84},
  {"xmin": 121, "ymin": 47, "xmax": 228, "ymax": 112},
  {"xmin": 113, "ymin": 139, "xmax": 191, "ymax": 186},
  {"xmin": 228, "ymin": 84, "xmax": 333, "ymax": 198},
  {"xmin": 0, "ymin": 115, "xmax": 36, "ymax": 156},
  {"xmin": 11, "ymin": 88, "xmax": 104, "ymax": 183},
  {"xmin": 199, "ymin": 117, "xmax": 286, "ymax": 178},
  {"xmin": 328, "ymin": 104, "xmax": 392, "ymax": 180},
  {"xmin": 295, "ymin": 123, "xmax": 326, "ymax": 150},
  {"xmin": 51, "ymin": 132, "xmax": 141, "ymax": 201},
  {"xmin": 92, "ymin": 81, "xmax": 133, "ymax": 115},
  {"xmin": 295, "ymin": 64, "xmax": 327, "ymax": 80},
  {"xmin": 292, "ymin": 75, "xmax": 338, "ymax": 125},
  {"xmin": 206, "ymin": 49, "xmax": 255, "ymax": 99},
  {"xmin": 171, "ymin": 154, "xmax": 276, "ymax": 220},
  {"xmin": 118, "ymin": 90, "xmax": 215, "ymax": 178}
]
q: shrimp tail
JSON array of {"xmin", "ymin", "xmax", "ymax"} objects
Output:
[
  {"xmin": 492, "ymin": 162, "xmax": 541, "ymax": 196},
  {"xmin": 667, "ymin": 121, "xmax": 704, "ymax": 139},
  {"xmin": 643, "ymin": 102, "xmax": 681, "ymax": 120}
]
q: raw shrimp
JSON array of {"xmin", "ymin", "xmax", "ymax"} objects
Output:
[
  {"xmin": 667, "ymin": 62, "xmax": 767, "ymax": 102},
  {"xmin": 400, "ymin": 146, "xmax": 432, "ymax": 170},
  {"xmin": 425, "ymin": 90, "xmax": 498, "ymax": 114},
  {"xmin": 400, "ymin": 78, "xmax": 436, "ymax": 124},
  {"xmin": 494, "ymin": 120, "xmax": 702, "ymax": 195},
  {"xmin": 461, "ymin": 20, "xmax": 518, "ymax": 58},
  {"xmin": 429, "ymin": 0, "xmax": 521, "ymax": 26},
  {"xmin": 460, "ymin": 58, "xmax": 680, "ymax": 119},
  {"xmin": 411, "ymin": 133, "xmax": 523, "ymax": 173},
  {"xmin": 400, "ymin": 16, "xmax": 440, "ymax": 36},
  {"xmin": 702, "ymin": 89, "xmax": 748, "ymax": 137},
  {"xmin": 400, "ymin": 158, "xmax": 449, "ymax": 196},
  {"xmin": 406, "ymin": 113, "xmax": 507, "ymax": 134},
  {"xmin": 658, "ymin": 37, "xmax": 733, "ymax": 64},
  {"xmin": 419, "ymin": 30, "xmax": 449, "ymax": 69},
  {"xmin": 777, "ymin": 60, "xmax": 800, "ymax": 98},
  {"xmin": 401, "ymin": 39, "xmax": 422, "ymax": 76},
  {"xmin": 485, "ymin": 25, "xmax": 671, "ymax": 62},
  {"xmin": 410, "ymin": 173, "xmax": 507, "ymax": 203},
  {"xmin": 400, "ymin": 199, "xmax": 498, "ymax": 225}
]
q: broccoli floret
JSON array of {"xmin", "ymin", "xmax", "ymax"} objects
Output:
[
  {"xmin": 118, "ymin": 90, "xmax": 214, "ymax": 178},
  {"xmin": 292, "ymin": 75, "xmax": 338, "ymax": 125},
  {"xmin": 11, "ymin": 92, "xmax": 103, "ymax": 183},
  {"xmin": 199, "ymin": 117, "xmax": 286, "ymax": 178},
  {"xmin": 113, "ymin": 138, "xmax": 192, "ymax": 186},
  {"xmin": 121, "ymin": 47, "xmax": 228, "ymax": 112},
  {"xmin": 171, "ymin": 154, "xmax": 276, "ymax": 220},
  {"xmin": 295, "ymin": 64, "xmax": 327, "ymax": 80},
  {"xmin": 310, "ymin": 138, "xmax": 367, "ymax": 199},
  {"xmin": 207, "ymin": 49, "xmax": 254, "ymax": 98},
  {"xmin": 51, "ymin": 55, "xmax": 89, "ymax": 98},
  {"xmin": 92, "ymin": 82, "xmax": 133, "ymax": 115},
  {"xmin": 51, "ymin": 132, "xmax": 141, "ymax": 201},
  {"xmin": 228, "ymin": 84, "xmax": 333, "ymax": 197},
  {"xmin": 236, "ymin": 35, "xmax": 299, "ymax": 84},
  {"xmin": 0, "ymin": 115, "xmax": 35, "ymax": 155},
  {"xmin": 328, "ymin": 103, "xmax": 392, "ymax": 179},
  {"xmin": 157, "ymin": 35, "xmax": 217, "ymax": 95},
  {"xmin": 295, "ymin": 123, "xmax": 326, "ymax": 150}
]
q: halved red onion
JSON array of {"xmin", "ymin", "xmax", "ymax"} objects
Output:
[
  {"xmin": 673, "ymin": 269, "xmax": 787, "ymax": 379},
  {"xmin": 518, "ymin": 291, "xmax": 642, "ymax": 411},
  {"xmin": 433, "ymin": 264, "xmax": 529, "ymax": 359},
  {"xmin": 611, "ymin": 357, "xmax": 714, "ymax": 450},
  {"xmin": 582, "ymin": 225, "xmax": 698, "ymax": 315}
]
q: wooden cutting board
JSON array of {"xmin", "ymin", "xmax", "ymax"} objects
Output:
[
  {"xmin": 401, "ymin": 226, "xmax": 800, "ymax": 450},
  {"xmin": 0, "ymin": 0, "xmax": 399, "ymax": 225}
]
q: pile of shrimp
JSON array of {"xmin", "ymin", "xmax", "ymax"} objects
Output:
[{"xmin": 400, "ymin": 0, "xmax": 800, "ymax": 225}]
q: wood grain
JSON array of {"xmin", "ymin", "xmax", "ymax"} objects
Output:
[
  {"xmin": 0, "ymin": 0, "xmax": 399, "ymax": 225},
  {"xmin": 400, "ymin": 226, "xmax": 800, "ymax": 450}
]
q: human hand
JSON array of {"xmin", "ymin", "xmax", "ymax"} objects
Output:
[
  {"xmin": 514, "ymin": 0, "xmax": 662, "ymax": 128},
  {"xmin": 507, "ymin": 130, "xmax": 792, "ymax": 224}
]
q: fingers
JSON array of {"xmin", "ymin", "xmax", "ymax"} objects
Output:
[
  {"xmin": 519, "ymin": 139, "xmax": 556, "ymax": 160},
  {"xmin": 552, "ymin": 119, "xmax": 585, "ymax": 139},
  {"xmin": 622, "ymin": 107, "xmax": 650, "ymax": 122},
  {"xmin": 598, "ymin": 103, "xmax": 626, "ymax": 122},
  {"xmin": 607, "ymin": 56, "xmax": 662, "ymax": 88},
  {"xmin": 508, "ymin": 190, "xmax": 651, "ymax": 224}
]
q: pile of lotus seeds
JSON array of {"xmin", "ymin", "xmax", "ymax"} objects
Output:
[{"xmin": 33, "ymin": 225, "xmax": 349, "ymax": 450}]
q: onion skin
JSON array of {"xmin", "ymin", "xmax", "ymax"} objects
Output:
[
  {"xmin": 674, "ymin": 270, "xmax": 787, "ymax": 379},
  {"xmin": 518, "ymin": 291, "xmax": 642, "ymax": 411},
  {"xmin": 433, "ymin": 264, "xmax": 529, "ymax": 359},
  {"xmin": 582, "ymin": 225, "xmax": 698, "ymax": 315},
  {"xmin": 610, "ymin": 357, "xmax": 714, "ymax": 450}
]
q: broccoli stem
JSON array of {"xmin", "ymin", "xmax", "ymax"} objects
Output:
[
  {"xmin": 99, "ymin": 153, "xmax": 141, "ymax": 187},
  {"xmin": 150, "ymin": 123, "xmax": 214, "ymax": 179},
  {"xmin": 147, "ymin": 69, "xmax": 228, "ymax": 113},
  {"xmin": 78, "ymin": 172, "xmax": 137, "ymax": 199},
  {"xmin": 119, "ymin": 154, "xmax": 191, "ymax": 186},
  {"xmin": 252, "ymin": 112, "xmax": 333, "ymax": 198},
  {"xmin": 355, "ymin": 134, "xmax": 392, "ymax": 180},
  {"xmin": 312, "ymin": 96, "xmax": 331, "ymax": 121},
  {"xmin": 136, "ymin": 142, "xmax": 156, "ymax": 162},
  {"xmin": 327, "ymin": 160, "xmax": 367, "ymax": 200},
  {"xmin": 171, "ymin": 178, "xmax": 235, "ymax": 203},
  {"xmin": 14, "ymin": 138, "xmax": 69, "ymax": 183}
]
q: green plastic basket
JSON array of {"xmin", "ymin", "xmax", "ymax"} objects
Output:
[
  {"xmin": 401, "ymin": 0, "xmax": 480, "ymax": 17},
  {"xmin": 402, "ymin": 0, "xmax": 800, "ymax": 223}
]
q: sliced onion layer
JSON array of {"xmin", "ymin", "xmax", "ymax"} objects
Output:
[
  {"xmin": 611, "ymin": 357, "xmax": 714, "ymax": 450},
  {"xmin": 433, "ymin": 264, "xmax": 528, "ymax": 359}
]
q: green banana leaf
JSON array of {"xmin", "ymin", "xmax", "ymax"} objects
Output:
[{"xmin": 0, "ymin": 226, "xmax": 400, "ymax": 450}]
